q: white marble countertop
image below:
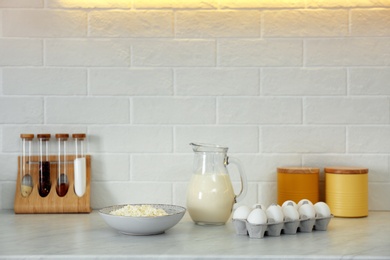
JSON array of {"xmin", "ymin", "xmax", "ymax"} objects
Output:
[{"xmin": 0, "ymin": 210, "xmax": 389, "ymax": 259}]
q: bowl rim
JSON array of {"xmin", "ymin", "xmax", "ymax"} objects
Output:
[{"xmin": 98, "ymin": 203, "xmax": 186, "ymax": 219}]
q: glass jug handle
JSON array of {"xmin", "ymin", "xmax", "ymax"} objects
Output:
[{"xmin": 227, "ymin": 157, "xmax": 248, "ymax": 203}]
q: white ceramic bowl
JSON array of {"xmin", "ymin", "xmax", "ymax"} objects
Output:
[{"xmin": 99, "ymin": 204, "xmax": 186, "ymax": 235}]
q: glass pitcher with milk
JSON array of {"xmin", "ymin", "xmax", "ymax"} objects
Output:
[{"xmin": 186, "ymin": 143, "xmax": 247, "ymax": 225}]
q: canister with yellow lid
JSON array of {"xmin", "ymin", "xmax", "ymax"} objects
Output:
[
  {"xmin": 325, "ymin": 167, "xmax": 368, "ymax": 218},
  {"xmin": 277, "ymin": 167, "xmax": 319, "ymax": 205}
]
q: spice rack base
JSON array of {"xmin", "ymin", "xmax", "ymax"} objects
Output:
[{"xmin": 14, "ymin": 155, "xmax": 92, "ymax": 214}]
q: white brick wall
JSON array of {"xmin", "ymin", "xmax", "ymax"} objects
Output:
[
  {"xmin": 45, "ymin": 40, "xmax": 131, "ymax": 66},
  {"xmin": 175, "ymin": 68, "xmax": 259, "ymax": 96},
  {"xmin": 218, "ymin": 39, "xmax": 302, "ymax": 66},
  {"xmin": 262, "ymin": 68, "xmax": 346, "ymax": 95},
  {"xmin": 1, "ymin": 0, "xmax": 390, "ymax": 211},
  {"xmin": 306, "ymin": 39, "xmax": 390, "ymax": 66},
  {"xmin": 46, "ymin": 97, "xmax": 130, "ymax": 124},
  {"xmin": 89, "ymin": 11, "xmax": 173, "ymax": 37},
  {"xmin": 3, "ymin": 68, "xmax": 87, "ymax": 95},
  {"xmin": 0, "ymin": 39, "xmax": 43, "ymax": 66},
  {"xmin": 90, "ymin": 68, "xmax": 173, "ymax": 95},
  {"xmin": 349, "ymin": 68, "xmax": 390, "ymax": 95},
  {"xmin": 0, "ymin": 97, "xmax": 43, "ymax": 124},
  {"xmin": 3, "ymin": 10, "xmax": 87, "ymax": 37},
  {"xmin": 132, "ymin": 97, "xmax": 216, "ymax": 124},
  {"xmin": 263, "ymin": 10, "xmax": 348, "ymax": 37},
  {"xmin": 132, "ymin": 39, "xmax": 216, "ymax": 67},
  {"xmin": 175, "ymin": 11, "xmax": 261, "ymax": 38}
]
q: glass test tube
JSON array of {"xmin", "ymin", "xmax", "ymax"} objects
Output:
[
  {"xmin": 56, "ymin": 134, "xmax": 69, "ymax": 197},
  {"xmin": 38, "ymin": 134, "xmax": 51, "ymax": 197},
  {"xmin": 73, "ymin": 133, "xmax": 87, "ymax": 197},
  {"xmin": 20, "ymin": 134, "xmax": 34, "ymax": 197}
]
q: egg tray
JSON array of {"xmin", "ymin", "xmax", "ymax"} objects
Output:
[{"xmin": 232, "ymin": 215, "xmax": 333, "ymax": 239}]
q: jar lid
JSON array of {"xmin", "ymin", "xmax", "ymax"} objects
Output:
[
  {"xmin": 55, "ymin": 133, "xmax": 69, "ymax": 140},
  {"xmin": 20, "ymin": 134, "xmax": 34, "ymax": 140},
  {"xmin": 72, "ymin": 133, "xmax": 86, "ymax": 139},
  {"xmin": 277, "ymin": 167, "xmax": 320, "ymax": 174},
  {"xmin": 37, "ymin": 134, "xmax": 51, "ymax": 140},
  {"xmin": 325, "ymin": 166, "xmax": 368, "ymax": 174}
]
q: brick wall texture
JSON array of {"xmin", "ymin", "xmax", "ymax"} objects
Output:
[{"xmin": 1, "ymin": 0, "xmax": 390, "ymax": 210}]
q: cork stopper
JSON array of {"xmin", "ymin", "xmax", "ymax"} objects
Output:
[
  {"xmin": 37, "ymin": 134, "xmax": 51, "ymax": 140},
  {"xmin": 55, "ymin": 133, "xmax": 69, "ymax": 140},
  {"xmin": 72, "ymin": 133, "xmax": 86, "ymax": 139},
  {"xmin": 20, "ymin": 134, "xmax": 34, "ymax": 140}
]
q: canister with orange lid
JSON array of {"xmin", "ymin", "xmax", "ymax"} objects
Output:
[
  {"xmin": 277, "ymin": 167, "xmax": 319, "ymax": 205},
  {"xmin": 325, "ymin": 167, "xmax": 368, "ymax": 218}
]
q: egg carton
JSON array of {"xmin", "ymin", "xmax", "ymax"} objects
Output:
[{"xmin": 232, "ymin": 215, "xmax": 333, "ymax": 239}]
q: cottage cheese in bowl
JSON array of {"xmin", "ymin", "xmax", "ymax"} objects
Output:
[
  {"xmin": 110, "ymin": 204, "xmax": 168, "ymax": 217},
  {"xmin": 99, "ymin": 204, "xmax": 186, "ymax": 235}
]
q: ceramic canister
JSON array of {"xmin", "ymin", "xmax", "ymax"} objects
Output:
[
  {"xmin": 325, "ymin": 167, "xmax": 368, "ymax": 218},
  {"xmin": 277, "ymin": 167, "xmax": 319, "ymax": 205}
]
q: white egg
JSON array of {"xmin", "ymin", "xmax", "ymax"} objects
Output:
[
  {"xmin": 232, "ymin": 205, "xmax": 251, "ymax": 220},
  {"xmin": 314, "ymin": 202, "xmax": 331, "ymax": 218},
  {"xmin": 298, "ymin": 199, "xmax": 313, "ymax": 208},
  {"xmin": 298, "ymin": 203, "xmax": 316, "ymax": 219},
  {"xmin": 266, "ymin": 204, "xmax": 284, "ymax": 223},
  {"xmin": 282, "ymin": 205, "xmax": 299, "ymax": 221},
  {"xmin": 282, "ymin": 200, "xmax": 298, "ymax": 210},
  {"xmin": 247, "ymin": 208, "xmax": 267, "ymax": 225}
]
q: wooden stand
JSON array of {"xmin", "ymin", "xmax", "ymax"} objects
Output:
[{"xmin": 14, "ymin": 155, "xmax": 92, "ymax": 214}]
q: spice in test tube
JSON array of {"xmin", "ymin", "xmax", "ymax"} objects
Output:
[
  {"xmin": 56, "ymin": 134, "xmax": 69, "ymax": 197},
  {"xmin": 38, "ymin": 134, "xmax": 51, "ymax": 197},
  {"xmin": 20, "ymin": 134, "xmax": 34, "ymax": 197},
  {"xmin": 73, "ymin": 133, "xmax": 87, "ymax": 197}
]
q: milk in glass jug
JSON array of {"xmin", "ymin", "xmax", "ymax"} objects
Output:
[{"xmin": 186, "ymin": 143, "xmax": 247, "ymax": 225}]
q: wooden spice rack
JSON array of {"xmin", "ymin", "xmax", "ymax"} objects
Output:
[{"xmin": 14, "ymin": 155, "xmax": 92, "ymax": 214}]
